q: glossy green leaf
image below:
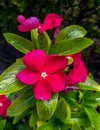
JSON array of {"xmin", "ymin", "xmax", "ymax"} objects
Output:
[
  {"xmin": 3, "ymin": 33, "xmax": 34, "ymax": 54},
  {"xmin": 0, "ymin": 59, "xmax": 26, "ymax": 94},
  {"xmin": 49, "ymin": 38, "xmax": 93, "ymax": 55},
  {"xmin": 0, "ymin": 119, "xmax": 6, "ymax": 130},
  {"xmin": 31, "ymin": 29, "xmax": 39, "ymax": 47},
  {"xmin": 65, "ymin": 97, "xmax": 81, "ymax": 111},
  {"xmin": 13, "ymin": 108, "xmax": 32, "ymax": 124},
  {"xmin": 37, "ymin": 32, "xmax": 51, "ymax": 53},
  {"xmin": 77, "ymin": 76, "xmax": 100, "ymax": 92},
  {"xmin": 56, "ymin": 25, "xmax": 87, "ymax": 42},
  {"xmin": 70, "ymin": 111, "xmax": 91, "ymax": 127},
  {"xmin": 7, "ymin": 87, "xmax": 36, "ymax": 116},
  {"xmin": 84, "ymin": 107, "xmax": 100, "ymax": 130},
  {"xmin": 36, "ymin": 94, "xmax": 58, "ymax": 121},
  {"xmin": 82, "ymin": 91, "xmax": 99, "ymax": 107},
  {"xmin": 71, "ymin": 121, "xmax": 81, "ymax": 130},
  {"xmin": 29, "ymin": 107, "xmax": 38, "ymax": 129},
  {"xmin": 53, "ymin": 97, "xmax": 71, "ymax": 122},
  {"xmin": 36, "ymin": 120, "xmax": 60, "ymax": 130}
]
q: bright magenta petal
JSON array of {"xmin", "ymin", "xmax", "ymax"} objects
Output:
[
  {"xmin": 66, "ymin": 61, "xmax": 87, "ymax": 85},
  {"xmin": 47, "ymin": 72, "xmax": 67, "ymax": 93},
  {"xmin": 33, "ymin": 78, "xmax": 52, "ymax": 100},
  {"xmin": 78, "ymin": 61, "xmax": 88, "ymax": 82},
  {"xmin": 45, "ymin": 55, "xmax": 68, "ymax": 74},
  {"xmin": 17, "ymin": 15, "xmax": 26, "ymax": 24},
  {"xmin": 0, "ymin": 107, "xmax": 6, "ymax": 117},
  {"xmin": 23, "ymin": 49, "xmax": 47, "ymax": 72},
  {"xmin": 0, "ymin": 95, "xmax": 11, "ymax": 117},
  {"xmin": 16, "ymin": 68, "xmax": 40, "ymax": 85},
  {"xmin": 72, "ymin": 53, "xmax": 82, "ymax": 67},
  {"xmin": 0, "ymin": 95, "xmax": 7, "ymax": 102},
  {"xmin": 39, "ymin": 13, "xmax": 63, "ymax": 33},
  {"xmin": 18, "ymin": 16, "xmax": 40, "ymax": 32}
]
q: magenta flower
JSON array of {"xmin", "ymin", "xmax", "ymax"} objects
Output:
[
  {"xmin": 66, "ymin": 53, "xmax": 88, "ymax": 86},
  {"xmin": 16, "ymin": 50, "xmax": 68, "ymax": 100},
  {"xmin": 0, "ymin": 95, "xmax": 11, "ymax": 117},
  {"xmin": 17, "ymin": 13, "xmax": 63, "ymax": 33}
]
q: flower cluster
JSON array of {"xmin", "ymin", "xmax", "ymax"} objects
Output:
[
  {"xmin": 17, "ymin": 13, "xmax": 63, "ymax": 33},
  {"xmin": 16, "ymin": 13, "xmax": 87, "ymax": 100},
  {"xmin": 1, "ymin": 12, "xmax": 99, "ymax": 130}
]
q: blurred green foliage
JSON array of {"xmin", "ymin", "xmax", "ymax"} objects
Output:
[{"xmin": 0, "ymin": 0, "xmax": 100, "ymax": 39}]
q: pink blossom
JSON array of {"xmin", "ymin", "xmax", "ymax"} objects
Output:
[
  {"xmin": 17, "ymin": 13, "xmax": 63, "ymax": 33},
  {"xmin": 0, "ymin": 95, "xmax": 11, "ymax": 117},
  {"xmin": 66, "ymin": 53, "xmax": 88, "ymax": 85},
  {"xmin": 16, "ymin": 50, "xmax": 68, "ymax": 100}
]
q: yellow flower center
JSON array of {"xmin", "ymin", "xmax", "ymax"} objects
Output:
[{"xmin": 41, "ymin": 72, "xmax": 47, "ymax": 79}]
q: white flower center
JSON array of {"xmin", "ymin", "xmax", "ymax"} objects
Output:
[
  {"xmin": 41, "ymin": 72, "xmax": 47, "ymax": 79},
  {"xmin": 38, "ymin": 25, "xmax": 41, "ymax": 29},
  {"xmin": 0, "ymin": 103, "xmax": 3, "ymax": 107}
]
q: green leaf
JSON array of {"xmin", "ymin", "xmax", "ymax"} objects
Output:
[
  {"xmin": 37, "ymin": 32, "xmax": 51, "ymax": 53},
  {"xmin": 0, "ymin": 119, "xmax": 6, "ymax": 130},
  {"xmin": 70, "ymin": 111, "xmax": 91, "ymax": 127},
  {"xmin": 3, "ymin": 33, "xmax": 34, "ymax": 54},
  {"xmin": 65, "ymin": 96, "xmax": 81, "ymax": 111},
  {"xmin": 36, "ymin": 120, "xmax": 60, "ymax": 130},
  {"xmin": 31, "ymin": 29, "xmax": 39, "ymax": 47},
  {"xmin": 77, "ymin": 76, "xmax": 100, "ymax": 92},
  {"xmin": 84, "ymin": 107, "xmax": 100, "ymax": 130},
  {"xmin": 29, "ymin": 107, "xmax": 38, "ymax": 129},
  {"xmin": 82, "ymin": 91, "xmax": 99, "ymax": 107},
  {"xmin": 49, "ymin": 38, "xmax": 93, "ymax": 55},
  {"xmin": 71, "ymin": 121, "xmax": 81, "ymax": 130},
  {"xmin": 7, "ymin": 87, "xmax": 36, "ymax": 116},
  {"xmin": 13, "ymin": 108, "xmax": 32, "ymax": 124},
  {"xmin": 56, "ymin": 25, "xmax": 87, "ymax": 42},
  {"xmin": 36, "ymin": 94, "xmax": 58, "ymax": 121},
  {"xmin": 16, "ymin": 122, "xmax": 31, "ymax": 130},
  {"xmin": 53, "ymin": 97, "xmax": 71, "ymax": 122},
  {"xmin": 0, "ymin": 59, "xmax": 26, "ymax": 94}
]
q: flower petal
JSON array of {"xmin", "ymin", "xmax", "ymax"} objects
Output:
[
  {"xmin": 16, "ymin": 68, "xmax": 40, "ymax": 85},
  {"xmin": 66, "ymin": 61, "xmax": 87, "ymax": 85},
  {"xmin": 17, "ymin": 15, "xmax": 26, "ymax": 24},
  {"xmin": 23, "ymin": 49, "xmax": 47, "ymax": 72},
  {"xmin": 39, "ymin": 13, "xmax": 63, "ymax": 33},
  {"xmin": 18, "ymin": 16, "xmax": 40, "ymax": 32},
  {"xmin": 45, "ymin": 55, "xmax": 68, "ymax": 74},
  {"xmin": 0, "ymin": 107, "xmax": 6, "ymax": 117},
  {"xmin": 78, "ymin": 61, "xmax": 88, "ymax": 82},
  {"xmin": 47, "ymin": 72, "xmax": 67, "ymax": 93},
  {"xmin": 0, "ymin": 95, "xmax": 7, "ymax": 102},
  {"xmin": 33, "ymin": 78, "xmax": 52, "ymax": 100},
  {"xmin": 72, "ymin": 53, "xmax": 81, "ymax": 67}
]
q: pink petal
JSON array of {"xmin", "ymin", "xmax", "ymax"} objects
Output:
[
  {"xmin": 18, "ymin": 16, "xmax": 40, "ymax": 32},
  {"xmin": 16, "ymin": 68, "xmax": 40, "ymax": 85},
  {"xmin": 45, "ymin": 55, "xmax": 68, "ymax": 74},
  {"xmin": 47, "ymin": 72, "xmax": 67, "ymax": 93},
  {"xmin": 0, "ymin": 95, "xmax": 7, "ymax": 102},
  {"xmin": 23, "ymin": 49, "xmax": 47, "ymax": 72},
  {"xmin": 66, "ymin": 61, "xmax": 87, "ymax": 85},
  {"xmin": 72, "ymin": 53, "xmax": 82, "ymax": 67},
  {"xmin": 17, "ymin": 15, "xmax": 26, "ymax": 24},
  {"xmin": 78, "ymin": 61, "xmax": 88, "ymax": 82},
  {"xmin": 0, "ymin": 107, "xmax": 6, "ymax": 117},
  {"xmin": 39, "ymin": 13, "xmax": 63, "ymax": 33},
  {"xmin": 33, "ymin": 78, "xmax": 52, "ymax": 100}
]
